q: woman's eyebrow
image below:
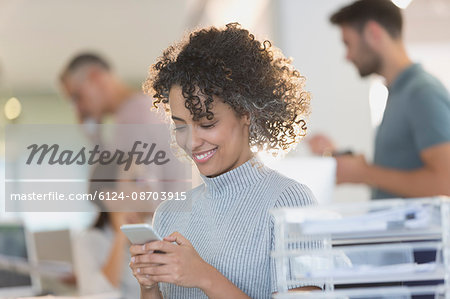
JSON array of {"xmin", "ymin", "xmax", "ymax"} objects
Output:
[{"xmin": 171, "ymin": 116, "xmax": 186, "ymax": 122}]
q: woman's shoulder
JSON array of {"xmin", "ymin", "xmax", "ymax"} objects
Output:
[
  {"xmin": 75, "ymin": 227, "xmax": 112, "ymax": 246},
  {"xmin": 73, "ymin": 227, "xmax": 113, "ymax": 264},
  {"xmin": 264, "ymin": 167, "xmax": 317, "ymax": 208}
]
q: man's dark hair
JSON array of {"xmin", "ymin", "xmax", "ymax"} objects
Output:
[
  {"xmin": 330, "ymin": 0, "xmax": 403, "ymax": 39},
  {"xmin": 60, "ymin": 53, "xmax": 111, "ymax": 82}
]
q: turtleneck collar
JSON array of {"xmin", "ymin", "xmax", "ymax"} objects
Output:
[{"xmin": 200, "ymin": 156, "xmax": 271, "ymax": 197}]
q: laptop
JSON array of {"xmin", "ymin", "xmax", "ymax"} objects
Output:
[
  {"xmin": 0, "ymin": 221, "xmax": 41, "ymax": 298},
  {"xmin": 33, "ymin": 229, "xmax": 76, "ymax": 295}
]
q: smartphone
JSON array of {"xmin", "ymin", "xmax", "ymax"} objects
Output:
[{"xmin": 120, "ymin": 223, "xmax": 162, "ymax": 245}]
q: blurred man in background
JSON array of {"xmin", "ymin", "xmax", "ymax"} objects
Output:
[
  {"xmin": 60, "ymin": 53, "xmax": 162, "ymax": 128},
  {"xmin": 309, "ymin": 0, "xmax": 450, "ymax": 199},
  {"xmin": 59, "ymin": 52, "xmax": 169, "ymax": 197},
  {"xmin": 59, "ymin": 54, "xmax": 167, "ymax": 298}
]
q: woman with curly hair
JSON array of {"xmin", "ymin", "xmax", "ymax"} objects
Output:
[{"xmin": 129, "ymin": 23, "xmax": 320, "ymax": 298}]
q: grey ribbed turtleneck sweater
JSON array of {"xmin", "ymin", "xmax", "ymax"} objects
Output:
[{"xmin": 152, "ymin": 157, "xmax": 317, "ymax": 298}]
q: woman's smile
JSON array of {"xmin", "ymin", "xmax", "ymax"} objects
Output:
[
  {"xmin": 169, "ymin": 85, "xmax": 252, "ymax": 177},
  {"xmin": 192, "ymin": 147, "xmax": 218, "ymax": 163}
]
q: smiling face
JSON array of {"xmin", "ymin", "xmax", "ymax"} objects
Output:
[
  {"xmin": 168, "ymin": 85, "xmax": 252, "ymax": 177},
  {"xmin": 341, "ymin": 25, "xmax": 381, "ymax": 77}
]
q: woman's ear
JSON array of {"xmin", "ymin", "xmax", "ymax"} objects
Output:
[{"xmin": 241, "ymin": 112, "xmax": 251, "ymax": 126}]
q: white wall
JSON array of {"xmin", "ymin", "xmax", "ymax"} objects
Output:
[{"xmin": 0, "ymin": 0, "xmax": 190, "ymax": 93}]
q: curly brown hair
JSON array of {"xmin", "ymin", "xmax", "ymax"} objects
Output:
[{"xmin": 143, "ymin": 23, "xmax": 310, "ymax": 155}]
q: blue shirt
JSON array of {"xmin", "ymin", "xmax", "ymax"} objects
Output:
[{"xmin": 373, "ymin": 64, "xmax": 450, "ymax": 199}]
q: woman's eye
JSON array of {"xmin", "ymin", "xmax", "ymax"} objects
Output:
[
  {"xmin": 201, "ymin": 122, "xmax": 216, "ymax": 129},
  {"xmin": 174, "ymin": 125, "xmax": 187, "ymax": 131}
]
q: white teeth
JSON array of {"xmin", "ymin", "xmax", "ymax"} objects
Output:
[{"xmin": 194, "ymin": 149, "xmax": 215, "ymax": 160}]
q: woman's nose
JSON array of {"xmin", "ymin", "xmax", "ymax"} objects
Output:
[
  {"xmin": 189, "ymin": 126, "xmax": 204, "ymax": 151},
  {"xmin": 176, "ymin": 125, "xmax": 203, "ymax": 154}
]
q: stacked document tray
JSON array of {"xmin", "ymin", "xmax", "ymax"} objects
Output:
[
  {"xmin": 273, "ymin": 285, "xmax": 447, "ymax": 298},
  {"xmin": 270, "ymin": 197, "xmax": 450, "ymax": 298}
]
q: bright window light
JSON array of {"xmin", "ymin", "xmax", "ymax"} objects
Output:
[
  {"xmin": 4, "ymin": 97, "xmax": 22, "ymax": 120},
  {"xmin": 391, "ymin": 0, "xmax": 413, "ymax": 9},
  {"xmin": 369, "ymin": 79, "xmax": 388, "ymax": 128}
]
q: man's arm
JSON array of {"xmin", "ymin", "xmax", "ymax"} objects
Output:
[{"xmin": 337, "ymin": 142, "xmax": 450, "ymax": 197}]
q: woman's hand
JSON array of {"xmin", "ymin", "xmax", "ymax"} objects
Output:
[
  {"xmin": 130, "ymin": 232, "xmax": 251, "ymax": 299},
  {"xmin": 129, "ymin": 243, "xmax": 160, "ymax": 289},
  {"xmin": 130, "ymin": 232, "xmax": 213, "ymax": 289}
]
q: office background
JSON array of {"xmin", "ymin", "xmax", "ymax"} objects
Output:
[{"xmin": 0, "ymin": 0, "xmax": 449, "ymax": 228}]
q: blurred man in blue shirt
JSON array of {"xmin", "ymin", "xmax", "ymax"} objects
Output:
[{"xmin": 310, "ymin": 0, "xmax": 450, "ymax": 199}]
